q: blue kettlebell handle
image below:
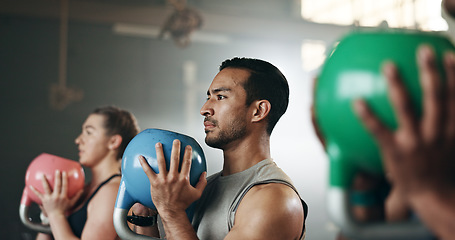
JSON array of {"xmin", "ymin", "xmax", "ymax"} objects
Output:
[
  {"xmin": 114, "ymin": 180, "xmax": 161, "ymax": 240},
  {"xmin": 113, "ymin": 208, "xmax": 161, "ymax": 240}
]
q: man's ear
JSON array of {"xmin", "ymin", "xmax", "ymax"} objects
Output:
[
  {"xmin": 252, "ymin": 100, "xmax": 271, "ymax": 123},
  {"xmin": 108, "ymin": 134, "xmax": 123, "ymax": 150}
]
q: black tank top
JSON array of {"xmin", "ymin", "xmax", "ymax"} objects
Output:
[{"xmin": 67, "ymin": 174, "xmax": 121, "ymax": 238}]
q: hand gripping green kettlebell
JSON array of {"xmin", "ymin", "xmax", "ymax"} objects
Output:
[{"xmin": 315, "ymin": 29, "xmax": 455, "ymax": 240}]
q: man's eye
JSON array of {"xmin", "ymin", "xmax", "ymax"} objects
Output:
[{"xmin": 217, "ymin": 95, "xmax": 225, "ymax": 100}]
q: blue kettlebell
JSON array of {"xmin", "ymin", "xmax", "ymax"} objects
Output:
[{"xmin": 113, "ymin": 128, "xmax": 207, "ymax": 240}]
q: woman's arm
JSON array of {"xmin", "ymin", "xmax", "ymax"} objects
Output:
[
  {"xmin": 36, "ymin": 233, "xmax": 53, "ymax": 240},
  {"xmin": 78, "ymin": 179, "xmax": 121, "ymax": 240},
  {"xmin": 30, "ymin": 170, "xmax": 83, "ymax": 240}
]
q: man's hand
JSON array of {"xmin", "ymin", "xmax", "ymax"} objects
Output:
[
  {"xmin": 353, "ymin": 45, "xmax": 455, "ymax": 239},
  {"xmin": 354, "ymin": 45, "xmax": 455, "ymax": 198},
  {"xmin": 139, "ymin": 139, "xmax": 207, "ymax": 217}
]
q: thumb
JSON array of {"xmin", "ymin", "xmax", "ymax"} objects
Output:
[
  {"xmin": 195, "ymin": 172, "xmax": 207, "ymax": 192},
  {"xmin": 69, "ymin": 188, "xmax": 84, "ymax": 206}
]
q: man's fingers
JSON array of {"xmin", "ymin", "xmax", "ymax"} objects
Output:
[
  {"xmin": 169, "ymin": 139, "xmax": 181, "ymax": 174},
  {"xmin": 353, "ymin": 99, "xmax": 393, "ymax": 146},
  {"xmin": 444, "ymin": 51, "xmax": 455, "ymax": 140},
  {"xmin": 139, "ymin": 155, "xmax": 156, "ymax": 182},
  {"xmin": 180, "ymin": 145, "xmax": 192, "ymax": 178},
  {"xmin": 155, "ymin": 142, "xmax": 167, "ymax": 175},
  {"xmin": 383, "ymin": 62, "xmax": 417, "ymax": 135},
  {"xmin": 418, "ymin": 45, "xmax": 443, "ymax": 142},
  {"xmin": 195, "ymin": 172, "xmax": 208, "ymax": 192}
]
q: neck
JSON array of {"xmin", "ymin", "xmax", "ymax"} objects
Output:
[
  {"xmin": 89, "ymin": 153, "xmax": 121, "ymax": 187},
  {"xmin": 221, "ymin": 131, "xmax": 270, "ymax": 176}
]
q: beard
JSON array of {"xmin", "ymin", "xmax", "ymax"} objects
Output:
[{"xmin": 205, "ymin": 116, "xmax": 247, "ymax": 149}]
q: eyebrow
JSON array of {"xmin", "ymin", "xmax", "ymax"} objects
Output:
[
  {"xmin": 83, "ymin": 125, "xmax": 96, "ymax": 131},
  {"xmin": 207, "ymin": 87, "xmax": 231, "ymax": 95}
]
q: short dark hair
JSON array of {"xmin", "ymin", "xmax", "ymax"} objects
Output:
[
  {"xmin": 219, "ymin": 57, "xmax": 289, "ymax": 135},
  {"xmin": 92, "ymin": 106, "xmax": 140, "ymax": 160}
]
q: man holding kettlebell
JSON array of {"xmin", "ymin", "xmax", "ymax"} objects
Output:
[{"xmin": 134, "ymin": 57, "xmax": 308, "ymax": 240}]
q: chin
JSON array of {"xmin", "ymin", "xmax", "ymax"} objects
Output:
[
  {"xmin": 78, "ymin": 157, "xmax": 88, "ymax": 166},
  {"xmin": 205, "ymin": 138, "xmax": 224, "ymax": 149}
]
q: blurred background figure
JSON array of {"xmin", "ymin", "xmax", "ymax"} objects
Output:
[
  {"xmin": 313, "ymin": 0, "xmax": 455, "ymax": 239},
  {"xmin": 352, "ymin": 41, "xmax": 455, "ymax": 240},
  {"xmin": 32, "ymin": 106, "xmax": 139, "ymax": 240}
]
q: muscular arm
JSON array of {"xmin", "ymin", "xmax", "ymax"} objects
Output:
[
  {"xmin": 139, "ymin": 141, "xmax": 306, "ymax": 240},
  {"xmin": 225, "ymin": 183, "xmax": 304, "ymax": 240}
]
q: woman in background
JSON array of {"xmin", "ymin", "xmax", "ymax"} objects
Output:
[{"xmin": 32, "ymin": 106, "xmax": 140, "ymax": 240}]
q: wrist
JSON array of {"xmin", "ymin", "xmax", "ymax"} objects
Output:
[
  {"xmin": 158, "ymin": 208, "xmax": 190, "ymax": 225},
  {"xmin": 408, "ymin": 187, "xmax": 452, "ymax": 206},
  {"xmin": 40, "ymin": 212, "xmax": 50, "ymax": 225},
  {"xmin": 127, "ymin": 212, "xmax": 158, "ymax": 227},
  {"xmin": 46, "ymin": 210, "xmax": 67, "ymax": 225}
]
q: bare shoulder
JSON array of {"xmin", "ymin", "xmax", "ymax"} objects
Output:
[
  {"xmin": 249, "ymin": 182, "xmax": 299, "ymax": 198},
  {"xmin": 229, "ymin": 183, "xmax": 304, "ymax": 240},
  {"xmin": 86, "ymin": 176, "xmax": 121, "ymax": 215},
  {"xmin": 82, "ymin": 177, "xmax": 121, "ymax": 239},
  {"xmin": 90, "ymin": 177, "xmax": 121, "ymax": 206},
  {"xmin": 244, "ymin": 183, "xmax": 303, "ymax": 217}
]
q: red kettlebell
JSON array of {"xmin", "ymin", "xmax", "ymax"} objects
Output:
[{"xmin": 19, "ymin": 153, "xmax": 85, "ymax": 233}]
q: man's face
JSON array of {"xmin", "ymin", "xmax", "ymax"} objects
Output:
[{"xmin": 200, "ymin": 67, "xmax": 251, "ymax": 149}]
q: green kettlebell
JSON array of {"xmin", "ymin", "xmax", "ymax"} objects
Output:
[{"xmin": 315, "ymin": 29, "xmax": 455, "ymax": 239}]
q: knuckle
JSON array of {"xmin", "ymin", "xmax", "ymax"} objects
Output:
[{"xmin": 167, "ymin": 175, "xmax": 178, "ymax": 183}]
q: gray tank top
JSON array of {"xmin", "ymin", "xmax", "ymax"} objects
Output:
[{"xmin": 192, "ymin": 158, "xmax": 307, "ymax": 240}]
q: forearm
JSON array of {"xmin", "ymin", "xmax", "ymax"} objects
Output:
[
  {"xmin": 36, "ymin": 233, "xmax": 53, "ymax": 240},
  {"xmin": 47, "ymin": 212, "xmax": 79, "ymax": 240},
  {"xmin": 409, "ymin": 189, "xmax": 455, "ymax": 239},
  {"xmin": 128, "ymin": 221, "xmax": 160, "ymax": 237},
  {"xmin": 160, "ymin": 211, "xmax": 198, "ymax": 240}
]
